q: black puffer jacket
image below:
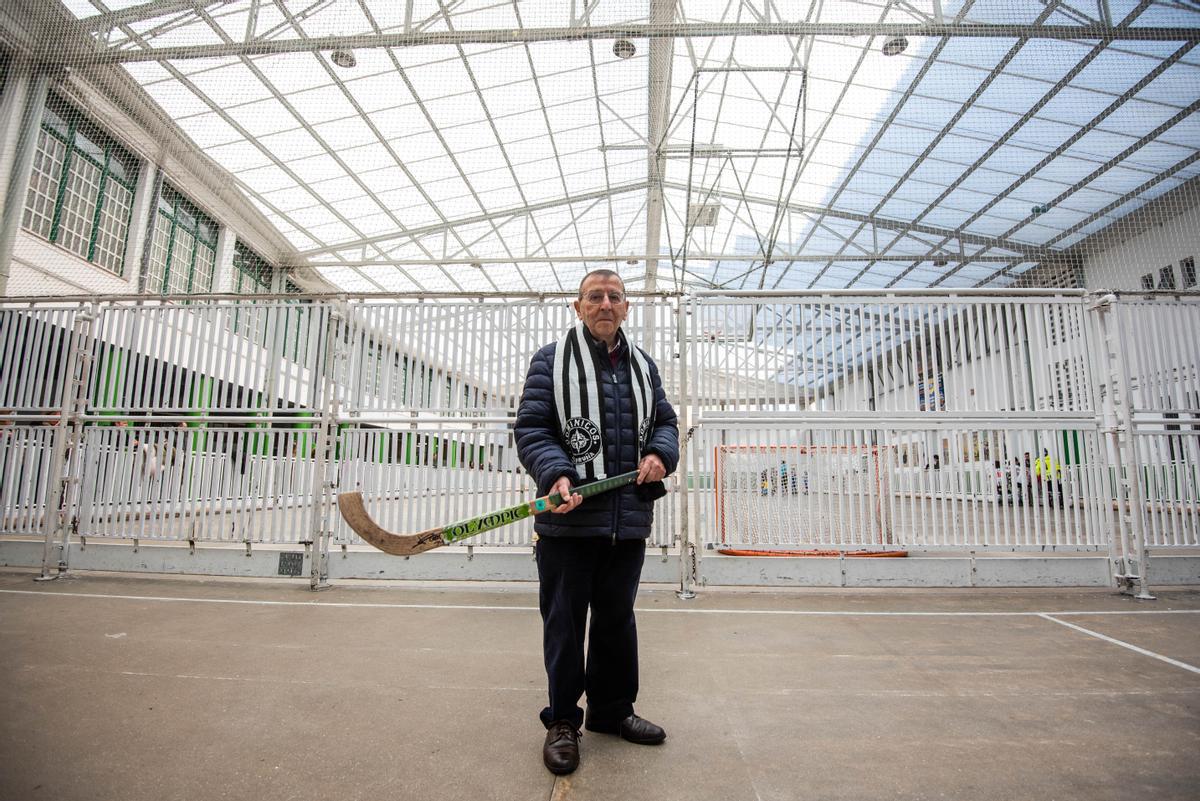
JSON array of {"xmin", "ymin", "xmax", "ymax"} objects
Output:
[{"xmin": 515, "ymin": 327, "xmax": 679, "ymax": 540}]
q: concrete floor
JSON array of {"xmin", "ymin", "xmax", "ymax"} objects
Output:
[{"xmin": 1, "ymin": 570, "xmax": 1198, "ymax": 801}]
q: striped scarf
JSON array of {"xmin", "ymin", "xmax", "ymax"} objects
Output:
[{"xmin": 552, "ymin": 322, "xmax": 655, "ymax": 481}]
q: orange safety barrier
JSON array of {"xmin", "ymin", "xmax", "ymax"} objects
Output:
[{"xmin": 716, "ymin": 548, "xmax": 908, "ymax": 558}]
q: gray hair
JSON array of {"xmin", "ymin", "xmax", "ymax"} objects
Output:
[{"xmin": 577, "ymin": 268, "xmax": 626, "ymax": 299}]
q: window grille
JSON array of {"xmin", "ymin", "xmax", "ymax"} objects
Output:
[
  {"xmin": 1158, "ymin": 265, "xmax": 1176, "ymax": 290},
  {"xmin": 21, "ymin": 96, "xmax": 138, "ymax": 275},
  {"xmin": 1140, "ymin": 273, "xmax": 1155, "ymax": 290},
  {"xmin": 231, "ymin": 242, "xmax": 274, "ymax": 345},
  {"xmin": 1181, "ymin": 257, "xmax": 1196, "ymax": 289},
  {"xmin": 144, "ymin": 183, "xmax": 218, "ymax": 294},
  {"xmin": 233, "ymin": 242, "xmax": 274, "ymax": 294}
]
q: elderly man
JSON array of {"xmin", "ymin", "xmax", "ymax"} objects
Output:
[{"xmin": 515, "ymin": 269, "xmax": 679, "ymax": 776}]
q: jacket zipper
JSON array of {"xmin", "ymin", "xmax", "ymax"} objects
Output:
[{"xmin": 611, "ymin": 367, "xmax": 620, "ymax": 544}]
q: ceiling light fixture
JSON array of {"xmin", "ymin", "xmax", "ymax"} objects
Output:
[
  {"xmin": 613, "ymin": 40, "xmax": 636, "ymax": 59},
  {"xmin": 881, "ymin": 36, "xmax": 908, "ymax": 56},
  {"xmin": 330, "ymin": 49, "xmax": 356, "ymax": 69}
]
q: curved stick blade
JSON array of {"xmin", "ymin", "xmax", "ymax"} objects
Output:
[{"xmin": 337, "ymin": 492, "xmax": 445, "ymax": 556}]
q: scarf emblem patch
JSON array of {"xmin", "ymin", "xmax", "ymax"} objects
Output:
[{"xmin": 564, "ymin": 417, "xmax": 602, "ymax": 463}]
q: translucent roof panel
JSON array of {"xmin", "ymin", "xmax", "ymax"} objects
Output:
[{"xmin": 38, "ymin": 1, "xmax": 1198, "ymax": 293}]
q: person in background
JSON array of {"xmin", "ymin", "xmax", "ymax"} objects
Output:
[
  {"xmin": 994, "ymin": 459, "xmax": 1009, "ymax": 504},
  {"xmin": 1022, "ymin": 452, "xmax": 1034, "ymax": 505},
  {"xmin": 1011, "ymin": 458, "xmax": 1027, "ymax": 506},
  {"xmin": 1036, "ymin": 449, "xmax": 1063, "ymax": 508}
]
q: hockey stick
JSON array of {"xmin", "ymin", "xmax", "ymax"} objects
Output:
[{"xmin": 338, "ymin": 470, "xmax": 641, "ymax": 556}]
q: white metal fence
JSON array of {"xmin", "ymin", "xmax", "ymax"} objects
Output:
[
  {"xmin": 1, "ymin": 290, "xmax": 1196, "ymax": 590},
  {"xmin": 683, "ymin": 291, "xmax": 1115, "ymax": 554},
  {"xmin": 1108, "ymin": 297, "xmax": 1200, "ymax": 551}
]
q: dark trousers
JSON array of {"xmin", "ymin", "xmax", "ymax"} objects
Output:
[{"xmin": 535, "ymin": 535, "xmax": 646, "ymax": 729}]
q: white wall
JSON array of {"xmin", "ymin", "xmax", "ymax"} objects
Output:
[
  {"xmin": 1083, "ymin": 202, "xmax": 1200, "ymax": 291},
  {"xmin": 9, "ymin": 233, "xmax": 137, "ymax": 295}
]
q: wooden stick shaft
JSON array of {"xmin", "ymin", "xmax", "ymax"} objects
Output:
[{"xmin": 442, "ymin": 470, "xmax": 640, "ymax": 543}]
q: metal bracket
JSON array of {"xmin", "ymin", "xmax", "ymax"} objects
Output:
[
  {"xmin": 1115, "ymin": 572, "xmax": 1155, "ymax": 599},
  {"xmin": 676, "ymin": 543, "xmax": 698, "ymax": 599},
  {"xmin": 1114, "ymin": 559, "xmax": 1157, "ymax": 600}
]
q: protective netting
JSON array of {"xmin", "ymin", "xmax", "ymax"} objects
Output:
[{"xmin": 1, "ymin": 1, "xmax": 1198, "ymax": 297}]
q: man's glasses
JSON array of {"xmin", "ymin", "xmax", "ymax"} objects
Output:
[{"xmin": 582, "ymin": 291, "xmax": 626, "ymax": 304}]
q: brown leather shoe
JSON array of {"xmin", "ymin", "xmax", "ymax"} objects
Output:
[
  {"xmin": 543, "ymin": 720, "xmax": 580, "ymax": 775},
  {"xmin": 585, "ymin": 713, "xmax": 666, "ymax": 745}
]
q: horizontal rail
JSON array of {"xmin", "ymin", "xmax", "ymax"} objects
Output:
[
  {"xmin": 1, "ymin": 290, "xmax": 679, "ymax": 304},
  {"xmin": 694, "ymin": 288, "xmax": 1090, "ymax": 299},
  {"xmin": 699, "ymin": 411, "xmax": 1097, "ymax": 422}
]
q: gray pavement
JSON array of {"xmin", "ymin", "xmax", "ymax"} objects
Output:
[{"xmin": 1, "ymin": 569, "xmax": 1199, "ymax": 801}]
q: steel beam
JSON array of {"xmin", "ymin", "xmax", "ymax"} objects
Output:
[
  {"xmin": 76, "ymin": 0, "xmax": 218, "ymax": 33},
  {"xmin": 658, "ymin": 182, "xmax": 1039, "ymax": 257},
  {"xmin": 297, "ymin": 182, "xmax": 649, "ymax": 257},
  {"xmin": 643, "ymin": 0, "xmax": 676, "ymax": 292},
  {"xmin": 310, "ymin": 253, "xmax": 1028, "ymax": 268},
  {"xmin": 64, "ymin": 23, "xmax": 1200, "ymax": 65}
]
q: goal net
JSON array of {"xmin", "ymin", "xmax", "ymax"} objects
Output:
[{"xmin": 714, "ymin": 445, "xmax": 895, "ymax": 549}]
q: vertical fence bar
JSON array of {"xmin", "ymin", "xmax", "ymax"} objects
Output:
[
  {"xmin": 675, "ymin": 296, "xmax": 695, "ymax": 598},
  {"xmin": 306, "ymin": 303, "xmax": 337, "ymax": 590},
  {"xmin": 37, "ymin": 305, "xmax": 91, "ymax": 579},
  {"xmin": 1104, "ymin": 297, "xmax": 1154, "ymax": 598}
]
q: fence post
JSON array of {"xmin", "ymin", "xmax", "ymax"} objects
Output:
[
  {"xmin": 674, "ymin": 295, "xmax": 696, "ymax": 599},
  {"xmin": 1092, "ymin": 294, "xmax": 1154, "ymax": 599},
  {"xmin": 36, "ymin": 304, "xmax": 95, "ymax": 581},
  {"xmin": 306, "ymin": 300, "xmax": 342, "ymax": 591},
  {"xmin": 1087, "ymin": 296, "xmax": 1121, "ymax": 576}
]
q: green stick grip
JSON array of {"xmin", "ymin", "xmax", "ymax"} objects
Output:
[{"xmin": 544, "ymin": 470, "xmax": 641, "ymax": 508}]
